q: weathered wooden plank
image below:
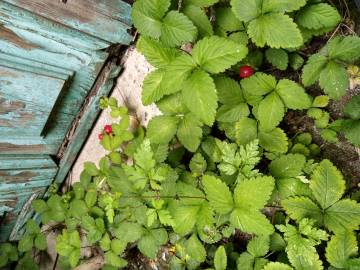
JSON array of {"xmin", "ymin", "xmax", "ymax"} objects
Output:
[
  {"xmin": 0, "ymin": 1, "xmax": 111, "ymax": 52},
  {"xmin": 0, "ymin": 169, "xmax": 57, "ymax": 184},
  {"xmin": 0, "ymin": 138, "xmax": 61, "ymax": 154},
  {"xmin": 0, "ymin": 155, "xmax": 56, "ymax": 169},
  {"xmin": 4, "ymin": 0, "xmax": 133, "ymax": 45}
]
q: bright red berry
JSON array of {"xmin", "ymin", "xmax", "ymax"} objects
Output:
[
  {"xmin": 98, "ymin": 133, "xmax": 104, "ymax": 140},
  {"xmin": 104, "ymin": 124, "xmax": 112, "ymax": 134},
  {"xmin": 239, "ymin": 65, "xmax": 254, "ymax": 78}
]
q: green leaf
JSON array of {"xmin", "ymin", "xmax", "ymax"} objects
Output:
[
  {"xmin": 230, "ymin": 209, "xmax": 274, "ymax": 235},
  {"xmin": 310, "ymin": 160, "xmax": 345, "ymax": 209},
  {"xmin": 104, "ymin": 251, "xmax": 128, "ymax": 268},
  {"xmin": 216, "ymin": 103, "xmax": 250, "ymax": 122},
  {"xmin": 137, "ymin": 37, "xmax": 179, "ymax": 68},
  {"xmin": 262, "ymin": 0, "xmax": 306, "ymax": 13},
  {"xmin": 326, "ymin": 232, "xmax": 358, "ymax": 269},
  {"xmin": 100, "ymin": 233, "xmax": 111, "ymax": 251},
  {"xmin": 32, "ymin": 200, "xmax": 48, "ymax": 214},
  {"xmin": 184, "ymin": 0, "xmax": 219, "ymax": 7},
  {"xmin": 269, "ymin": 153, "xmax": 306, "ymax": 178},
  {"xmin": 18, "ymin": 235, "xmax": 33, "ymax": 252},
  {"xmin": 157, "ymin": 92, "xmax": 187, "ymax": 116},
  {"xmin": 192, "ymin": 36, "xmax": 248, "ymax": 74},
  {"xmin": 231, "ymin": 0, "xmax": 261, "ymax": 22},
  {"xmin": 344, "ymin": 94, "xmax": 360, "ymax": 120},
  {"xmin": 302, "ymin": 53, "xmax": 328, "ymax": 87},
  {"xmin": 141, "ymin": 69, "xmax": 167, "ymax": 105},
  {"xmin": 182, "ymin": 69, "xmax": 218, "ymax": 125},
  {"xmin": 185, "ymin": 234, "xmax": 206, "ymax": 263},
  {"xmin": 69, "ymin": 249, "xmax": 80, "ymax": 268},
  {"xmin": 189, "ymin": 153, "xmax": 207, "ymax": 175},
  {"xmin": 319, "ymin": 61, "xmax": 349, "ymax": 99},
  {"xmin": 259, "ymin": 128, "xmax": 288, "ymax": 153},
  {"xmin": 324, "ymin": 199, "xmax": 360, "ymax": 233},
  {"xmin": 265, "ymin": 48, "xmax": 288, "ymax": 70},
  {"xmin": 172, "ymin": 204, "xmax": 200, "ymax": 235},
  {"xmin": 138, "ymin": 229, "xmax": 167, "ymax": 259},
  {"xmin": 343, "ymin": 120, "xmax": 360, "ymax": 147},
  {"xmin": 147, "ymin": 116, "xmax": 179, "ymax": 144},
  {"xmin": 247, "ymin": 235, "xmax": 270, "ymax": 257},
  {"xmin": 282, "ymin": 197, "xmax": 322, "ymax": 224},
  {"xmin": 216, "ymin": 7, "xmax": 243, "ymax": 32},
  {"xmin": 111, "ymin": 239, "xmax": 126, "ymax": 255},
  {"xmin": 34, "ymin": 234, "xmax": 47, "ymax": 250},
  {"xmin": 248, "ymin": 14, "xmax": 303, "ymax": 48},
  {"xmin": 328, "ymin": 36, "xmax": 360, "ymax": 62},
  {"xmin": 26, "ymin": 219, "xmax": 40, "ymax": 234},
  {"xmin": 132, "ymin": 0, "xmax": 169, "ymax": 38},
  {"xmin": 258, "ymin": 92, "xmax": 285, "ymax": 131},
  {"xmin": 289, "ymin": 53, "xmax": 304, "ymax": 70},
  {"xmin": 276, "ymin": 79, "xmax": 311, "ymax": 109},
  {"xmin": 233, "ymin": 118, "xmax": 258, "ymax": 146},
  {"xmin": 237, "ymin": 252, "xmax": 255, "ymax": 270},
  {"xmin": 160, "ymin": 11, "xmax": 197, "ymax": 47},
  {"xmin": 84, "ymin": 162, "xmax": 99, "ymax": 176},
  {"xmin": 85, "ymin": 189, "xmax": 97, "ymax": 208},
  {"xmin": 296, "ymin": 3, "xmax": 340, "ymax": 30},
  {"xmin": 263, "ymin": 262, "xmax": 293, "ymax": 270},
  {"xmin": 177, "ymin": 114, "xmax": 203, "ymax": 152},
  {"xmin": 69, "ymin": 199, "xmax": 88, "ymax": 219},
  {"xmin": 214, "ymin": 246, "xmax": 227, "ymax": 270},
  {"xmin": 214, "ymin": 76, "xmax": 244, "ymax": 105},
  {"xmin": 183, "ymin": 5, "xmax": 213, "ymax": 37},
  {"xmin": 114, "ymin": 222, "xmax": 144, "ymax": 243},
  {"xmin": 203, "ymin": 175, "xmax": 234, "ymax": 214}
]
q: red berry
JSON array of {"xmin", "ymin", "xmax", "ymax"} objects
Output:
[
  {"xmin": 239, "ymin": 65, "xmax": 254, "ymax": 78},
  {"xmin": 104, "ymin": 124, "xmax": 112, "ymax": 134},
  {"xmin": 98, "ymin": 133, "xmax": 104, "ymax": 140}
]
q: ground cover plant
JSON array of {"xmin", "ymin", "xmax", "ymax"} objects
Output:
[{"xmin": 2, "ymin": 0, "xmax": 360, "ymax": 269}]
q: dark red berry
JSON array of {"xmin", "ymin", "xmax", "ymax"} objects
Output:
[
  {"xmin": 98, "ymin": 133, "xmax": 104, "ymax": 140},
  {"xmin": 239, "ymin": 65, "xmax": 254, "ymax": 78},
  {"xmin": 104, "ymin": 124, "xmax": 112, "ymax": 134}
]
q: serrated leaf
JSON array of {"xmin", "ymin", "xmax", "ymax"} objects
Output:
[
  {"xmin": 263, "ymin": 262, "xmax": 293, "ymax": 270},
  {"xmin": 202, "ymin": 175, "xmax": 234, "ymax": 214},
  {"xmin": 265, "ymin": 48, "xmax": 288, "ymax": 70},
  {"xmin": 230, "ymin": 209, "xmax": 274, "ymax": 235},
  {"xmin": 147, "ymin": 115, "xmax": 179, "ymax": 144},
  {"xmin": 237, "ymin": 252, "xmax": 255, "ymax": 270},
  {"xmin": 269, "ymin": 154, "xmax": 306, "ymax": 178},
  {"xmin": 104, "ymin": 251, "xmax": 128, "ymax": 268},
  {"xmin": 247, "ymin": 235, "xmax": 270, "ymax": 257},
  {"xmin": 344, "ymin": 94, "xmax": 360, "ymax": 120},
  {"xmin": 183, "ymin": 5, "xmax": 213, "ymax": 37},
  {"xmin": 173, "ymin": 204, "xmax": 200, "ymax": 235},
  {"xmin": 157, "ymin": 92, "xmax": 187, "ymax": 116},
  {"xmin": 276, "ymin": 79, "xmax": 311, "ymax": 109},
  {"xmin": 84, "ymin": 162, "xmax": 99, "ymax": 176},
  {"xmin": 343, "ymin": 120, "xmax": 360, "ymax": 147},
  {"xmin": 18, "ymin": 235, "xmax": 33, "ymax": 252},
  {"xmin": 258, "ymin": 128, "xmax": 288, "ymax": 153},
  {"xmin": 302, "ymin": 53, "xmax": 328, "ymax": 87},
  {"xmin": 114, "ymin": 222, "xmax": 144, "ymax": 243},
  {"xmin": 184, "ymin": 0, "xmax": 219, "ymax": 7},
  {"xmin": 296, "ymin": 3, "xmax": 340, "ymax": 30},
  {"xmin": 310, "ymin": 159, "xmax": 345, "ymax": 209},
  {"xmin": 177, "ymin": 114, "xmax": 203, "ymax": 152},
  {"xmin": 216, "ymin": 103, "xmax": 250, "ymax": 122},
  {"xmin": 214, "ymin": 246, "xmax": 227, "ymax": 270},
  {"xmin": 214, "ymin": 76, "xmax": 244, "ymax": 105},
  {"xmin": 276, "ymin": 178, "xmax": 312, "ymax": 200},
  {"xmin": 258, "ymin": 92, "xmax": 285, "ymax": 131},
  {"xmin": 248, "ymin": 14, "xmax": 303, "ymax": 48},
  {"xmin": 132, "ymin": 0, "xmax": 170, "ymax": 38},
  {"xmin": 282, "ymin": 196, "xmax": 322, "ymax": 224},
  {"xmin": 192, "ymin": 36, "xmax": 248, "ymax": 74},
  {"xmin": 232, "ymin": 118, "xmax": 258, "ymax": 146},
  {"xmin": 289, "ymin": 53, "xmax": 304, "ymax": 70},
  {"xmin": 326, "ymin": 232, "xmax": 358, "ymax": 269},
  {"xmin": 231, "ymin": 0, "xmax": 261, "ymax": 22},
  {"xmin": 216, "ymin": 7, "xmax": 243, "ymax": 32},
  {"xmin": 182, "ymin": 69, "xmax": 218, "ymax": 125},
  {"xmin": 34, "ymin": 234, "xmax": 47, "ymax": 250},
  {"xmin": 160, "ymin": 11, "xmax": 197, "ymax": 47},
  {"xmin": 32, "ymin": 200, "xmax": 48, "ymax": 214},
  {"xmin": 185, "ymin": 234, "xmax": 206, "ymax": 263},
  {"xmin": 324, "ymin": 199, "xmax": 360, "ymax": 233},
  {"xmin": 241, "ymin": 72, "xmax": 276, "ymax": 97},
  {"xmin": 328, "ymin": 36, "xmax": 360, "ymax": 62},
  {"xmin": 138, "ymin": 229, "xmax": 167, "ymax": 259},
  {"xmin": 141, "ymin": 70, "xmax": 167, "ymax": 105},
  {"xmin": 111, "ymin": 239, "xmax": 126, "ymax": 255},
  {"xmin": 319, "ymin": 61, "xmax": 349, "ymax": 99},
  {"xmin": 262, "ymin": 0, "xmax": 306, "ymax": 13}
]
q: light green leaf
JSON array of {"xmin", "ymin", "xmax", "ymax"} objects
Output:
[
  {"xmin": 344, "ymin": 94, "xmax": 360, "ymax": 120},
  {"xmin": 147, "ymin": 115, "xmax": 179, "ymax": 144},
  {"xmin": 138, "ymin": 229, "xmax": 168, "ymax": 259},
  {"xmin": 111, "ymin": 239, "xmax": 126, "ymax": 255},
  {"xmin": 319, "ymin": 61, "xmax": 349, "ymax": 99},
  {"xmin": 296, "ymin": 3, "xmax": 341, "ymax": 30},
  {"xmin": 132, "ymin": 0, "xmax": 170, "ymax": 38},
  {"xmin": 84, "ymin": 162, "xmax": 99, "ymax": 176},
  {"xmin": 214, "ymin": 246, "xmax": 227, "ymax": 270},
  {"xmin": 202, "ymin": 175, "xmax": 234, "ymax": 214},
  {"xmin": 241, "ymin": 72, "xmax": 276, "ymax": 97},
  {"xmin": 258, "ymin": 92, "xmax": 285, "ymax": 131},
  {"xmin": 192, "ymin": 36, "xmax": 248, "ymax": 74},
  {"xmin": 104, "ymin": 251, "xmax": 128, "ymax": 268},
  {"xmin": 325, "ymin": 199, "xmax": 360, "ymax": 233},
  {"xmin": 248, "ymin": 14, "xmax": 303, "ymax": 48},
  {"xmin": 237, "ymin": 252, "xmax": 255, "ymax": 270},
  {"xmin": 216, "ymin": 103, "xmax": 250, "ymax": 122},
  {"xmin": 289, "ymin": 53, "xmax": 304, "ymax": 70},
  {"xmin": 265, "ymin": 48, "xmax": 288, "ymax": 70},
  {"xmin": 230, "ymin": 209, "xmax": 274, "ymax": 235},
  {"xmin": 262, "ymin": 0, "xmax": 306, "ymax": 13},
  {"xmin": 233, "ymin": 118, "xmax": 258, "ymax": 146},
  {"xmin": 269, "ymin": 154, "xmax": 306, "ymax": 178},
  {"xmin": 282, "ymin": 196, "xmax": 322, "ymax": 224},
  {"xmin": 214, "ymin": 76, "xmax": 244, "ymax": 105},
  {"xmin": 247, "ymin": 235, "xmax": 270, "ymax": 257},
  {"xmin": 231, "ymin": 0, "xmax": 262, "ymax": 22},
  {"xmin": 69, "ymin": 249, "xmax": 80, "ymax": 268},
  {"xmin": 328, "ymin": 36, "xmax": 360, "ymax": 62},
  {"xmin": 258, "ymin": 128, "xmax": 288, "ymax": 153},
  {"xmin": 326, "ymin": 232, "xmax": 358, "ymax": 269},
  {"xmin": 177, "ymin": 114, "xmax": 203, "ymax": 152},
  {"xmin": 310, "ymin": 159, "xmax": 345, "ymax": 209},
  {"xmin": 343, "ymin": 120, "xmax": 360, "ymax": 147},
  {"xmin": 184, "ymin": 0, "xmax": 219, "ymax": 7},
  {"xmin": 276, "ymin": 79, "xmax": 312, "ymax": 109},
  {"xmin": 34, "ymin": 234, "xmax": 47, "ymax": 250},
  {"xmin": 32, "ymin": 200, "xmax": 48, "ymax": 214},
  {"xmin": 18, "ymin": 235, "xmax": 33, "ymax": 252},
  {"xmin": 182, "ymin": 69, "xmax": 218, "ymax": 125},
  {"xmin": 216, "ymin": 7, "xmax": 243, "ymax": 32},
  {"xmin": 302, "ymin": 53, "xmax": 328, "ymax": 87},
  {"xmin": 173, "ymin": 204, "xmax": 200, "ymax": 235},
  {"xmin": 157, "ymin": 92, "xmax": 187, "ymax": 116},
  {"xmin": 183, "ymin": 5, "xmax": 213, "ymax": 37},
  {"xmin": 185, "ymin": 234, "xmax": 206, "ymax": 263},
  {"xmin": 141, "ymin": 70, "xmax": 168, "ymax": 105},
  {"xmin": 114, "ymin": 222, "xmax": 144, "ymax": 243},
  {"xmin": 161, "ymin": 11, "xmax": 197, "ymax": 47},
  {"xmin": 263, "ymin": 262, "xmax": 293, "ymax": 270},
  {"xmin": 134, "ymin": 139, "xmax": 156, "ymax": 173}
]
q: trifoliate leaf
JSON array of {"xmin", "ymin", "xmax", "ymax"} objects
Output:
[
  {"xmin": 263, "ymin": 262, "xmax": 293, "ymax": 270},
  {"xmin": 184, "ymin": 0, "xmax": 219, "ymax": 7},
  {"xmin": 177, "ymin": 114, "xmax": 203, "ymax": 152},
  {"xmin": 132, "ymin": 0, "xmax": 170, "ymax": 38},
  {"xmin": 326, "ymin": 232, "xmax": 358, "ymax": 269},
  {"xmin": 258, "ymin": 128, "xmax": 288, "ymax": 153},
  {"xmin": 185, "ymin": 234, "xmax": 206, "ymax": 263},
  {"xmin": 137, "ymin": 37, "xmax": 179, "ymax": 68},
  {"xmin": 160, "ymin": 11, "xmax": 197, "ymax": 47},
  {"xmin": 324, "ymin": 199, "xmax": 360, "ymax": 233},
  {"xmin": 296, "ymin": 3, "xmax": 340, "ymax": 30},
  {"xmin": 248, "ymin": 14, "xmax": 303, "ymax": 48},
  {"xmin": 276, "ymin": 79, "xmax": 311, "ymax": 109},
  {"xmin": 216, "ymin": 7, "xmax": 243, "ymax": 32},
  {"xmin": 319, "ymin": 61, "xmax": 349, "ymax": 100},
  {"xmin": 230, "ymin": 209, "xmax": 274, "ymax": 235},
  {"xmin": 241, "ymin": 72, "xmax": 276, "ymax": 100},
  {"xmin": 302, "ymin": 53, "xmax": 328, "ymax": 87},
  {"xmin": 231, "ymin": 0, "xmax": 261, "ymax": 22},
  {"xmin": 214, "ymin": 246, "xmax": 227, "ymax": 270},
  {"xmin": 216, "ymin": 103, "xmax": 250, "ymax": 122},
  {"xmin": 258, "ymin": 92, "xmax": 285, "ymax": 131},
  {"xmin": 328, "ymin": 36, "xmax": 360, "ymax": 62},
  {"xmin": 269, "ymin": 154, "xmax": 306, "ymax": 178},
  {"xmin": 182, "ymin": 69, "xmax": 218, "ymax": 125},
  {"xmin": 282, "ymin": 197, "xmax": 322, "ymax": 224},
  {"xmin": 192, "ymin": 36, "xmax": 248, "ymax": 74},
  {"xmin": 247, "ymin": 235, "xmax": 270, "ymax": 257},
  {"xmin": 183, "ymin": 5, "xmax": 213, "ymax": 37},
  {"xmin": 310, "ymin": 159, "xmax": 345, "ymax": 209},
  {"xmin": 214, "ymin": 76, "xmax": 244, "ymax": 106},
  {"xmin": 147, "ymin": 115, "xmax": 179, "ymax": 144},
  {"xmin": 262, "ymin": 0, "xmax": 307, "ymax": 13},
  {"xmin": 202, "ymin": 175, "xmax": 234, "ymax": 214},
  {"xmin": 265, "ymin": 48, "xmax": 288, "ymax": 70}
]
